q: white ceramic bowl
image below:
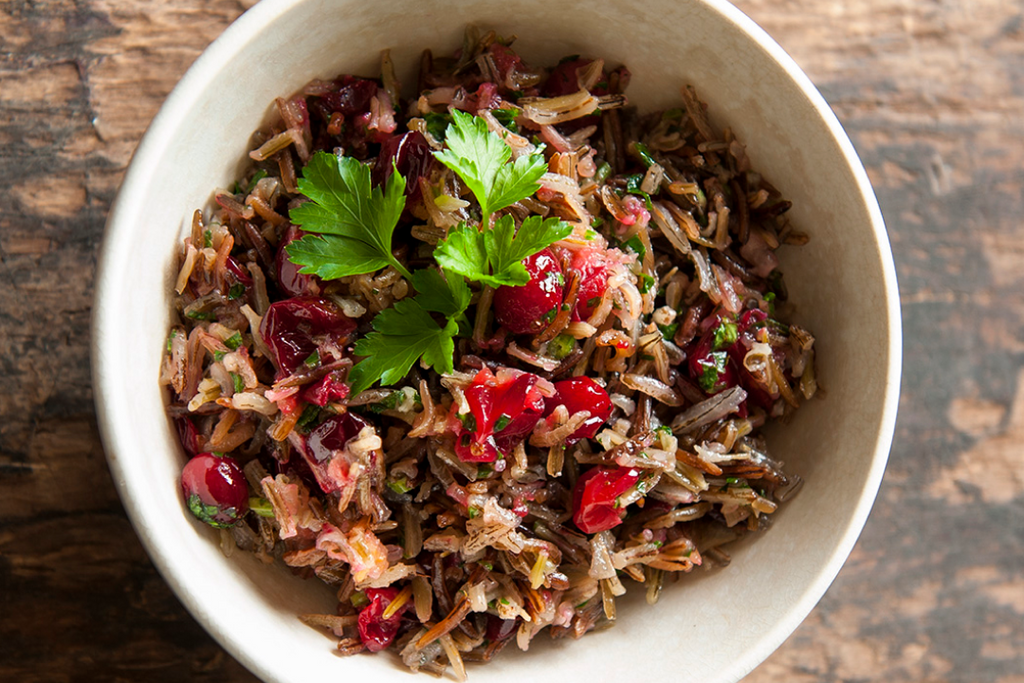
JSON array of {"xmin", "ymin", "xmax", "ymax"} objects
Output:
[{"xmin": 92, "ymin": 0, "xmax": 901, "ymax": 681}]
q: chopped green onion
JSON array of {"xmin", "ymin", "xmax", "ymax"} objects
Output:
[
  {"xmin": 224, "ymin": 332, "xmax": 243, "ymax": 350},
  {"xmin": 494, "ymin": 414, "xmax": 511, "ymax": 432},
  {"xmin": 303, "ymin": 350, "xmax": 319, "ymax": 368},
  {"xmin": 713, "ymin": 320, "xmax": 738, "ymax": 350},
  {"xmin": 249, "ymin": 496, "xmax": 275, "ymax": 518},
  {"xmin": 231, "ymin": 372, "xmax": 244, "ymax": 394},
  {"xmin": 228, "ymin": 283, "xmax": 246, "ymax": 300},
  {"xmin": 246, "ymin": 169, "xmax": 268, "ymax": 193},
  {"xmin": 547, "ymin": 333, "xmax": 576, "ymax": 361}
]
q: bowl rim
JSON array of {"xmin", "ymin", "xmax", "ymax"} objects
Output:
[{"xmin": 92, "ymin": 0, "xmax": 902, "ymax": 681}]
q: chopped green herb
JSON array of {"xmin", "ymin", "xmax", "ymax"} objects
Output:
[
  {"xmin": 639, "ymin": 273, "xmax": 656, "ymax": 294},
  {"xmin": 424, "ymin": 112, "xmax": 451, "ymax": 141},
  {"xmin": 249, "ymin": 496, "xmax": 275, "ymax": 518},
  {"xmin": 460, "ymin": 412, "xmax": 478, "ymax": 432},
  {"xmin": 203, "ymin": 229, "xmax": 212, "ymax": 248},
  {"xmin": 303, "ymin": 350, "xmax": 320, "ymax": 368},
  {"xmin": 623, "ymin": 234, "xmax": 646, "ymax": 260},
  {"xmin": 713, "ymin": 320, "xmax": 738, "ymax": 350},
  {"xmin": 697, "ymin": 351, "xmax": 729, "ymax": 393},
  {"xmin": 477, "ymin": 463, "xmax": 493, "ymax": 479},
  {"xmin": 213, "ymin": 350, "xmax": 226, "ymax": 362},
  {"xmin": 541, "ymin": 307, "xmax": 557, "ymax": 325},
  {"xmin": 246, "ymin": 169, "xmax": 269, "ymax": 193},
  {"xmin": 587, "ymin": 296, "xmax": 602, "ymax": 308},
  {"xmin": 546, "ymin": 333, "xmax": 576, "ymax": 360},
  {"xmin": 594, "ymin": 162, "xmax": 612, "ymax": 185},
  {"xmin": 224, "ymin": 332, "xmax": 243, "ymax": 350},
  {"xmin": 658, "ymin": 322, "xmax": 679, "ymax": 341},
  {"xmin": 632, "ymin": 142, "xmax": 656, "ymax": 168},
  {"xmin": 387, "ymin": 476, "xmax": 415, "ymax": 495},
  {"xmin": 166, "ymin": 329, "xmax": 177, "ymax": 353},
  {"xmin": 590, "ymin": 217, "xmax": 604, "ymax": 229},
  {"xmin": 499, "ymin": 597, "xmax": 510, "ymax": 605},
  {"xmin": 350, "ymin": 592, "xmax": 369, "ymax": 609},
  {"xmin": 228, "ymin": 283, "xmax": 246, "ymax": 300},
  {"xmin": 296, "ymin": 404, "xmax": 321, "ymax": 433},
  {"xmin": 480, "ymin": 561, "xmax": 494, "ymax": 571},
  {"xmin": 467, "ymin": 507, "xmax": 480, "ymax": 519},
  {"xmin": 491, "ymin": 107, "xmax": 519, "ymax": 129},
  {"xmin": 185, "ymin": 309, "xmax": 213, "ymax": 321},
  {"xmin": 764, "ymin": 291, "xmax": 776, "ymax": 314},
  {"xmin": 231, "ymin": 372, "xmax": 245, "ymax": 394},
  {"xmin": 493, "ymin": 414, "xmax": 511, "ymax": 432}
]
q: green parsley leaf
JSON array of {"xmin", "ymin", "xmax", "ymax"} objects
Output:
[
  {"xmin": 411, "ymin": 268, "xmax": 472, "ymax": 318},
  {"xmin": 228, "ymin": 283, "xmax": 246, "ymax": 300},
  {"xmin": 435, "ymin": 214, "xmax": 573, "ymax": 288},
  {"xmin": 231, "ymin": 372, "xmax": 245, "ymax": 394},
  {"xmin": 286, "ymin": 151, "xmax": 412, "ymax": 280},
  {"xmin": 658, "ymin": 322, "xmax": 679, "ymax": 341},
  {"xmin": 433, "ymin": 110, "xmax": 547, "ymax": 224},
  {"xmin": 348, "ymin": 298, "xmax": 459, "ymax": 394}
]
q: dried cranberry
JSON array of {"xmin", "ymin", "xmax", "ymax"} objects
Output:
[
  {"xmin": 181, "ymin": 452, "xmax": 250, "ymax": 528},
  {"xmin": 452, "ymin": 368, "xmax": 546, "ymax": 462},
  {"xmin": 488, "ymin": 43, "xmax": 525, "ymax": 89},
  {"xmin": 543, "ymin": 58, "xmax": 607, "ymax": 97},
  {"xmin": 687, "ymin": 314, "xmax": 741, "ymax": 396},
  {"xmin": 225, "ymin": 256, "xmax": 253, "ymax": 286},
  {"xmin": 303, "ymin": 413, "xmax": 370, "ymax": 493},
  {"xmin": 357, "ymin": 587, "xmax": 409, "ymax": 652},
  {"xmin": 373, "ymin": 131, "xmax": 434, "ymax": 200},
  {"xmin": 300, "ymin": 371, "xmax": 350, "ymax": 407},
  {"xmin": 320, "ymin": 76, "xmax": 378, "ymax": 116},
  {"xmin": 485, "ymin": 615, "xmax": 518, "ymax": 642},
  {"xmin": 493, "ymin": 249, "xmax": 564, "ymax": 335},
  {"xmin": 544, "ymin": 377, "xmax": 612, "ymax": 445},
  {"xmin": 259, "ymin": 297, "xmax": 356, "ymax": 375},
  {"xmin": 572, "ymin": 466, "xmax": 641, "ymax": 534},
  {"xmin": 464, "ymin": 82, "xmax": 500, "ymax": 114},
  {"xmin": 276, "ymin": 224, "xmax": 320, "ymax": 297},
  {"xmin": 175, "ymin": 417, "xmax": 201, "ymax": 456}
]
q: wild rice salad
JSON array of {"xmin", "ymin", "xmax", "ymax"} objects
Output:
[{"xmin": 162, "ymin": 27, "xmax": 817, "ymax": 677}]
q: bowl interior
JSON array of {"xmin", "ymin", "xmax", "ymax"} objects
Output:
[{"xmin": 93, "ymin": 0, "xmax": 900, "ymax": 681}]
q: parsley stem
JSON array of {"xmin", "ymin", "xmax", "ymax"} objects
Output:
[{"xmin": 389, "ymin": 257, "xmax": 414, "ymax": 282}]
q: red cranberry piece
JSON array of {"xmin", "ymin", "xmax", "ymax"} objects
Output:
[
  {"xmin": 259, "ymin": 297, "xmax": 355, "ymax": 375},
  {"xmin": 564, "ymin": 247, "xmax": 611, "ymax": 322},
  {"xmin": 494, "ymin": 249, "xmax": 564, "ymax": 335},
  {"xmin": 544, "ymin": 377, "xmax": 612, "ymax": 445},
  {"xmin": 175, "ymin": 417, "xmax": 201, "ymax": 456},
  {"xmin": 304, "ymin": 413, "xmax": 370, "ymax": 493},
  {"xmin": 181, "ymin": 453, "xmax": 250, "ymax": 528},
  {"xmin": 276, "ymin": 225, "xmax": 320, "ymax": 297},
  {"xmin": 357, "ymin": 587, "xmax": 409, "ymax": 652},
  {"xmin": 488, "ymin": 44, "xmax": 525, "ymax": 89},
  {"xmin": 687, "ymin": 314, "xmax": 741, "ymax": 396},
  {"xmin": 572, "ymin": 466, "xmax": 641, "ymax": 534},
  {"xmin": 485, "ymin": 615, "xmax": 518, "ymax": 642},
  {"xmin": 300, "ymin": 371, "xmax": 350, "ymax": 407},
  {"xmin": 225, "ymin": 257, "xmax": 253, "ymax": 286},
  {"xmin": 543, "ymin": 58, "xmax": 604, "ymax": 97},
  {"xmin": 320, "ymin": 76, "xmax": 378, "ymax": 116},
  {"xmin": 453, "ymin": 368, "xmax": 545, "ymax": 462},
  {"xmin": 373, "ymin": 131, "xmax": 434, "ymax": 200}
]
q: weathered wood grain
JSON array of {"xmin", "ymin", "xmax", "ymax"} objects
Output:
[{"xmin": 1, "ymin": 0, "xmax": 1021, "ymax": 681}]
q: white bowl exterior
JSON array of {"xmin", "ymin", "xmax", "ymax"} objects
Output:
[{"xmin": 93, "ymin": 1, "xmax": 901, "ymax": 682}]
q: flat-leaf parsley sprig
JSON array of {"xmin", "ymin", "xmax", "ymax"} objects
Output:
[{"xmin": 286, "ymin": 111, "xmax": 572, "ymax": 394}]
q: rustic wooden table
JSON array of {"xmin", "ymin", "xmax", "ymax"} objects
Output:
[{"xmin": 2, "ymin": 0, "xmax": 1021, "ymax": 681}]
